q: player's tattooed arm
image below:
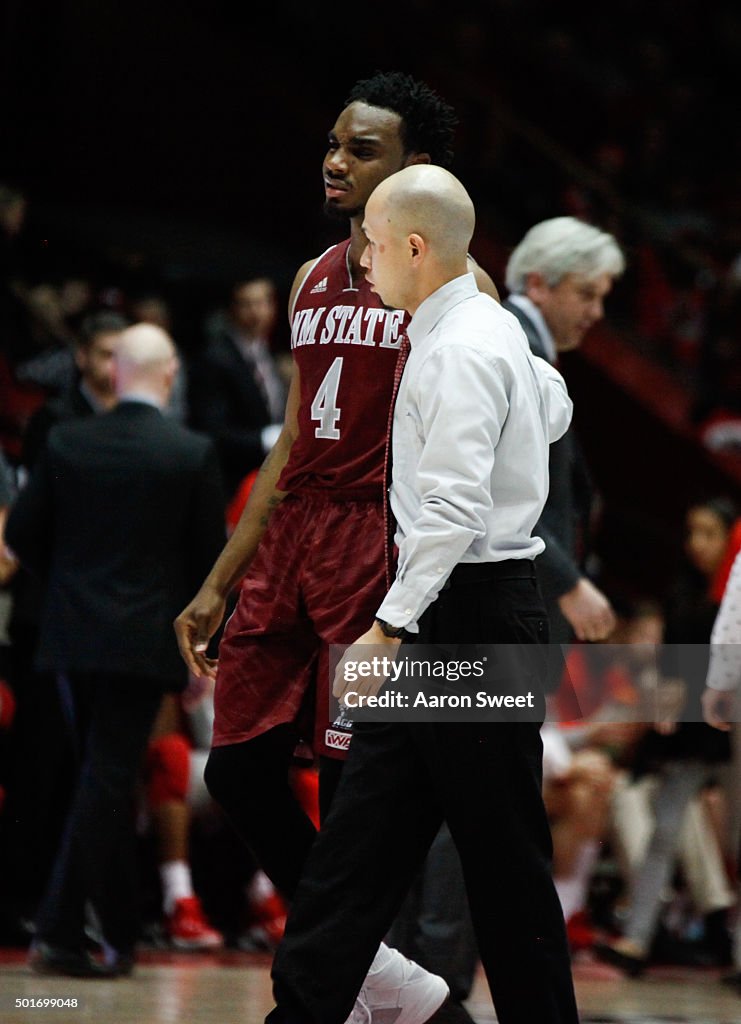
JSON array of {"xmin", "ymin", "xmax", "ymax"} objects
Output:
[{"xmin": 259, "ymin": 492, "xmax": 285, "ymax": 530}]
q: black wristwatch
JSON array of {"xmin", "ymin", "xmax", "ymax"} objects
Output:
[{"xmin": 375, "ymin": 618, "xmax": 405, "ymax": 638}]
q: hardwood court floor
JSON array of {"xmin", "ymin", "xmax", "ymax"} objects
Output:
[{"xmin": 0, "ymin": 949, "xmax": 739, "ymax": 1024}]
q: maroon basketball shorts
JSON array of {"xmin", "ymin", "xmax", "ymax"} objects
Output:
[{"xmin": 212, "ymin": 492, "xmax": 386, "ymax": 759}]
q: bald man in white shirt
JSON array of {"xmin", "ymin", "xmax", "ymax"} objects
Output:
[{"xmin": 266, "ymin": 167, "xmax": 579, "ymax": 1024}]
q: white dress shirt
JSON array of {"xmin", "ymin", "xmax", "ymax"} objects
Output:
[
  {"xmin": 707, "ymin": 550, "xmax": 741, "ymax": 691},
  {"xmin": 376, "ymin": 273, "xmax": 572, "ymax": 632},
  {"xmin": 233, "ymin": 333, "xmax": 286, "ymax": 424}
]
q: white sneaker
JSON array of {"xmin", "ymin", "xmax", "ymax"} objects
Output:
[
  {"xmin": 362, "ymin": 946, "xmax": 449, "ymax": 1024},
  {"xmin": 345, "ymin": 990, "xmax": 372, "ymax": 1024}
]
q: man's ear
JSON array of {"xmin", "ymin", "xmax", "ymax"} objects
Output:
[
  {"xmin": 525, "ymin": 271, "xmax": 549, "ymax": 304},
  {"xmin": 409, "ymin": 233, "xmax": 425, "ymax": 262},
  {"xmin": 404, "ymin": 152, "xmax": 431, "ymax": 167}
]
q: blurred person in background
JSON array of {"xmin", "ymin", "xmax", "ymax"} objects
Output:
[
  {"xmin": 596, "ymin": 497, "xmax": 738, "ymax": 974},
  {"xmin": 0, "ymin": 312, "xmax": 128, "ymax": 938},
  {"xmin": 141, "ymin": 678, "xmax": 314, "ymax": 953},
  {"xmin": 703, "ymin": 547, "xmax": 741, "ymax": 995},
  {"xmin": 503, "ymin": 218, "xmax": 627, "ymax": 966},
  {"xmin": 12, "ymin": 272, "xmax": 100, "ymax": 395},
  {"xmin": 129, "ymin": 293, "xmax": 189, "ymax": 422},
  {"xmin": 504, "ymin": 216, "xmax": 625, "ymax": 645},
  {"xmin": 143, "ymin": 691, "xmax": 224, "ymax": 951},
  {"xmin": 0, "ymin": 183, "xmax": 27, "ymax": 297},
  {"xmin": 0, "ymin": 450, "xmax": 18, "ymax": 588},
  {"xmin": 6, "ymin": 324, "xmax": 225, "ymax": 977},
  {"xmin": 544, "ymin": 601, "xmax": 662, "ymax": 950},
  {"xmin": 22, "ymin": 311, "xmax": 128, "ymax": 468},
  {"xmin": 191, "ymin": 277, "xmax": 286, "ymax": 499},
  {"xmin": 0, "ymin": 447, "xmax": 17, "ymax": 897}
]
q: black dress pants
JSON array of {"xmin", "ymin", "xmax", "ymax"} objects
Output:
[
  {"xmin": 386, "ymin": 820, "xmax": 478, "ymax": 1002},
  {"xmin": 204, "ymin": 725, "xmax": 344, "ymax": 900},
  {"xmin": 269, "ymin": 564, "xmax": 579, "ymax": 1024},
  {"xmin": 35, "ymin": 672, "xmax": 163, "ymax": 956}
]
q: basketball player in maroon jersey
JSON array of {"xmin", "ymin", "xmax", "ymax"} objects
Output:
[{"xmin": 175, "ymin": 72, "xmax": 498, "ymax": 1022}]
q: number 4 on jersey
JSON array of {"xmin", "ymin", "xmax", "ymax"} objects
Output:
[{"xmin": 311, "ymin": 356, "xmax": 344, "ymax": 439}]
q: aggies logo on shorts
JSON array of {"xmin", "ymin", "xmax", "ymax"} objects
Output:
[{"xmin": 325, "ymin": 729, "xmax": 351, "ymax": 752}]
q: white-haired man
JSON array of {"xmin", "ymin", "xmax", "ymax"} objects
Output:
[{"xmin": 504, "ymin": 216, "xmax": 625, "ymax": 646}]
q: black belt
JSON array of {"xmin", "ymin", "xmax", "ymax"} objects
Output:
[{"xmin": 442, "ymin": 560, "xmax": 536, "ymax": 589}]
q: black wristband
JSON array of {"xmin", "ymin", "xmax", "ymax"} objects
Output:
[{"xmin": 375, "ymin": 618, "xmax": 405, "ymax": 638}]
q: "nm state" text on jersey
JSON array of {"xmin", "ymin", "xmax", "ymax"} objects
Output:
[{"xmin": 292, "ymin": 305, "xmax": 404, "ymax": 349}]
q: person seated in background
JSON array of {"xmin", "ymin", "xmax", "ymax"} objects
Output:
[
  {"xmin": 543, "ymin": 601, "xmax": 660, "ymax": 951},
  {"xmin": 702, "ymin": 547, "xmax": 741, "ymax": 996},
  {"xmin": 144, "ymin": 692, "xmax": 224, "ymax": 952},
  {"xmin": 547, "ymin": 598, "xmax": 735, "ymax": 960},
  {"xmin": 596, "ymin": 497, "xmax": 738, "ymax": 974},
  {"xmin": 191, "ymin": 277, "xmax": 286, "ymax": 499},
  {"xmin": 142, "ymin": 679, "xmax": 318, "ymax": 953}
]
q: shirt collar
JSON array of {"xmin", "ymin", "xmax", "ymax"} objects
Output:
[
  {"xmin": 407, "ymin": 273, "xmax": 479, "ymax": 349},
  {"xmin": 232, "ymin": 331, "xmax": 267, "ymax": 360},
  {"xmin": 507, "ymin": 294, "xmax": 557, "ymax": 363},
  {"xmin": 118, "ymin": 391, "xmax": 164, "ymax": 411},
  {"xmin": 79, "ymin": 380, "xmax": 108, "ymax": 414}
]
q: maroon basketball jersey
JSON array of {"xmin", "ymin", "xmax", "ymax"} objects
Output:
[{"xmin": 278, "ymin": 240, "xmax": 409, "ymax": 496}]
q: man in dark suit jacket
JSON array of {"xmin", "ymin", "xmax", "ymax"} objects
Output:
[
  {"xmin": 504, "ymin": 216, "xmax": 625, "ymax": 644},
  {"xmin": 2, "ymin": 312, "xmax": 128, "ymax": 936},
  {"xmin": 21, "ymin": 311, "xmax": 128, "ymax": 470},
  {"xmin": 191, "ymin": 277, "xmax": 286, "ymax": 498},
  {"xmin": 7, "ymin": 324, "xmax": 225, "ymax": 977}
]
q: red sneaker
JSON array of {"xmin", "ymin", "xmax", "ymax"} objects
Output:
[
  {"xmin": 166, "ymin": 896, "xmax": 223, "ymax": 950},
  {"xmin": 244, "ymin": 890, "xmax": 287, "ymax": 951},
  {"xmin": 566, "ymin": 910, "xmax": 595, "ymax": 952}
]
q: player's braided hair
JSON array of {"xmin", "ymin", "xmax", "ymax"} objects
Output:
[{"xmin": 345, "ymin": 71, "xmax": 457, "ymax": 169}]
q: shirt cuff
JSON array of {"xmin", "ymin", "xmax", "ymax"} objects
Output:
[{"xmin": 377, "ymin": 580, "xmax": 430, "ymax": 634}]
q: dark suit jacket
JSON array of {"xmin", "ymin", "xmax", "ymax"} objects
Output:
[
  {"xmin": 190, "ymin": 332, "xmax": 276, "ymax": 495},
  {"xmin": 505, "ymin": 300, "xmax": 593, "ymax": 638},
  {"xmin": 7, "ymin": 400, "xmax": 226, "ymax": 687},
  {"xmin": 22, "ymin": 383, "xmax": 96, "ymax": 470}
]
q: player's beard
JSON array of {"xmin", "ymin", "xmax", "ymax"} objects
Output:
[{"xmin": 324, "ymin": 199, "xmax": 364, "ymax": 221}]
